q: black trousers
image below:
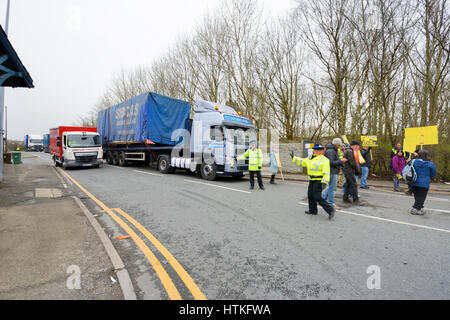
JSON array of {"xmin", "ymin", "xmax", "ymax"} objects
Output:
[
  {"xmin": 250, "ymin": 171, "xmax": 264, "ymax": 188},
  {"xmin": 412, "ymin": 186, "xmax": 429, "ymax": 210},
  {"xmin": 343, "ymin": 172, "xmax": 359, "ymax": 201},
  {"xmin": 308, "ymin": 180, "xmax": 334, "ymax": 214}
]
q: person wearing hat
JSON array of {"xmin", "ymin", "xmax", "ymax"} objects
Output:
[
  {"xmin": 342, "ymin": 140, "xmax": 362, "ymax": 205},
  {"xmin": 291, "ymin": 144, "xmax": 336, "ymax": 220},
  {"xmin": 322, "ymin": 138, "xmax": 348, "ymax": 209},
  {"xmin": 237, "ymin": 140, "xmax": 265, "ymax": 190}
]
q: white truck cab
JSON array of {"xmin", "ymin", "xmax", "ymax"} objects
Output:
[
  {"xmin": 170, "ymin": 99, "xmax": 257, "ymax": 180},
  {"xmin": 59, "ymin": 131, "xmax": 103, "ymax": 168}
]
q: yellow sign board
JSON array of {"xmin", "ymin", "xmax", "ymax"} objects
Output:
[
  {"xmin": 404, "ymin": 125, "xmax": 439, "ymax": 152},
  {"xmin": 405, "ymin": 126, "xmax": 438, "ymax": 146},
  {"xmin": 275, "ymin": 153, "xmax": 282, "ymax": 169},
  {"xmin": 361, "ymin": 136, "xmax": 378, "ymax": 147},
  {"xmin": 342, "ymin": 135, "xmax": 349, "ymax": 145}
]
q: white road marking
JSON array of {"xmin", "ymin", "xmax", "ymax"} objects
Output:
[
  {"xmin": 361, "ymin": 188, "xmax": 450, "ymax": 203},
  {"xmin": 298, "ymin": 202, "xmax": 450, "ymax": 234},
  {"xmin": 133, "ymin": 170, "xmax": 164, "ymax": 177},
  {"xmin": 426, "ymin": 208, "xmax": 450, "ymax": 214},
  {"xmin": 106, "ymin": 165, "xmax": 124, "ymax": 169},
  {"xmin": 184, "ymin": 179, "xmax": 252, "ymax": 194}
]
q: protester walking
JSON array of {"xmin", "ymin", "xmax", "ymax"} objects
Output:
[
  {"xmin": 405, "ymin": 149, "xmax": 419, "ymax": 195},
  {"xmin": 322, "ymin": 138, "xmax": 348, "ymax": 209},
  {"xmin": 392, "ymin": 150, "xmax": 406, "ymax": 192},
  {"xmin": 291, "ymin": 144, "xmax": 336, "ymax": 220},
  {"xmin": 360, "ymin": 146, "xmax": 371, "ymax": 189},
  {"xmin": 237, "ymin": 140, "xmax": 265, "ymax": 190},
  {"xmin": 410, "ymin": 150, "xmax": 437, "ymax": 215},
  {"xmin": 342, "ymin": 141, "xmax": 361, "ymax": 205},
  {"xmin": 269, "ymin": 145, "xmax": 279, "ymax": 184}
]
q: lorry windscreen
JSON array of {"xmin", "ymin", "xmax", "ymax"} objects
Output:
[
  {"xmin": 30, "ymin": 139, "xmax": 43, "ymax": 144},
  {"xmin": 225, "ymin": 127, "xmax": 256, "ymax": 145},
  {"xmin": 67, "ymin": 135, "xmax": 101, "ymax": 148}
]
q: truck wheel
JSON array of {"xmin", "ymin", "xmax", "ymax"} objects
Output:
[
  {"xmin": 201, "ymin": 161, "xmax": 217, "ymax": 181},
  {"xmin": 112, "ymin": 151, "xmax": 119, "ymax": 166},
  {"xmin": 157, "ymin": 155, "xmax": 172, "ymax": 174},
  {"xmin": 106, "ymin": 151, "xmax": 113, "ymax": 165},
  {"xmin": 119, "ymin": 152, "xmax": 127, "ymax": 167},
  {"xmin": 62, "ymin": 158, "xmax": 68, "ymax": 170}
]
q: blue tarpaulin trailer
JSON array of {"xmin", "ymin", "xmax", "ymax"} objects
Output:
[
  {"xmin": 98, "ymin": 92, "xmax": 191, "ymax": 146},
  {"xmin": 99, "ymin": 92, "xmax": 255, "ymax": 181}
]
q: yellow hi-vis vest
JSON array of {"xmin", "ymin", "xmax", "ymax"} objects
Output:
[
  {"xmin": 237, "ymin": 148, "xmax": 263, "ymax": 171},
  {"xmin": 292, "ymin": 155, "xmax": 330, "ymax": 184},
  {"xmin": 338, "ymin": 148, "xmax": 344, "ymax": 160}
]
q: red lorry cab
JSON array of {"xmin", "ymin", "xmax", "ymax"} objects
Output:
[{"xmin": 50, "ymin": 126, "xmax": 98, "ymax": 158}]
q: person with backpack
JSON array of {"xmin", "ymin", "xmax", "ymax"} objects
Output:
[
  {"xmin": 392, "ymin": 150, "xmax": 406, "ymax": 192},
  {"xmin": 405, "ymin": 149, "xmax": 419, "ymax": 195},
  {"xmin": 409, "ymin": 150, "xmax": 437, "ymax": 215}
]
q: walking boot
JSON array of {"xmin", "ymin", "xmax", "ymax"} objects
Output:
[{"xmin": 329, "ymin": 208, "xmax": 336, "ymax": 220}]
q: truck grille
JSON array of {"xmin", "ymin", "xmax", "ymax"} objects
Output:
[{"xmin": 75, "ymin": 152, "xmax": 98, "ymax": 163}]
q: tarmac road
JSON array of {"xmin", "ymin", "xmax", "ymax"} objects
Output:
[{"xmin": 29, "ymin": 153, "xmax": 450, "ymax": 300}]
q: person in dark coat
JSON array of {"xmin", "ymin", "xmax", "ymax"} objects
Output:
[
  {"xmin": 360, "ymin": 146, "xmax": 371, "ymax": 189},
  {"xmin": 342, "ymin": 141, "xmax": 361, "ymax": 205},
  {"xmin": 410, "ymin": 150, "xmax": 437, "ymax": 215},
  {"xmin": 322, "ymin": 138, "xmax": 348, "ymax": 209}
]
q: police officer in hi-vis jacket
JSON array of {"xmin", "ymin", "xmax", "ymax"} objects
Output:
[
  {"xmin": 237, "ymin": 140, "xmax": 265, "ymax": 190},
  {"xmin": 291, "ymin": 144, "xmax": 336, "ymax": 220}
]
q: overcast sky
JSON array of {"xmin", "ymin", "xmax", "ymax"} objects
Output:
[{"xmin": 0, "ymin": 0, "xmax": 296, "ymax": 140}]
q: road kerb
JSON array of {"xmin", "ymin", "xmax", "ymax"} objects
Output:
[{"xmin": 72, "ymin": 196, "xmax": 137, "ymax": 300}]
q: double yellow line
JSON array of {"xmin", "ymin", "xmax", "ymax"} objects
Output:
[{"xmin": 58, "ymin": 168, "xmax": 207, "ymax": 300}]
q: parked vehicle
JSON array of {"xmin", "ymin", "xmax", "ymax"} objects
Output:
[
  {"xmin": 98, "ymin": 92, "xmax": 256, "ymax": 180},
  {"xmin": 50, "ymin": 126, "xmax": 103, "ymax": 169},
  {"xmin": 24, "ymin": 134, "xmax": 44, "ymax": 152},
  {"xmin": 43, "ymin": 133, "xmax": 50, "ymax": 153}
]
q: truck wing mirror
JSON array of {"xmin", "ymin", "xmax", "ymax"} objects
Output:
[
  {"xmin": 57, "ymin": 141, "xmax": 61, "ymax": 147},
  {"xmin": 57, "ymin": 136, "xmax": 62, "ymax": 141}
]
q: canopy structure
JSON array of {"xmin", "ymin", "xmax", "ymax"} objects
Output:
[
  {"xmin": 0, "ymin": 24, "xmax": 34, "ymax": 182},
  {"xmin": 0, "ymin": 25, "xmax": 33, "ymax": 88}
]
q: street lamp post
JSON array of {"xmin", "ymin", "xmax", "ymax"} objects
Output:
[{"xmin": 0, "ymin": 0, "xmax": 11, "ymax": 181}]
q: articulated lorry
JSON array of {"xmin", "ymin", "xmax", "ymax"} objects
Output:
[
  {"xmin": 24, "ymin": 134, "xmax": 44, "ymax": 152},
  {"xmin": 43, "ymin": 133, "xmax": 50, "ymax": 153},
  {"xmin": 50, "ymin": 126, "xmax": 103, "ymax": 169},
  {"xmin": 98, "ymin": 92, "xmax": 256, "ymax": 180}
]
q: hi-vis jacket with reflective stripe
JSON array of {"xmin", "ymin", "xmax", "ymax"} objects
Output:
[
  {"xmin": 237, "ymin": 148, "xmax": 263, "ymax": 171},
  {"xmin": 292, "ymin": 155, "xmax": 331, "ymax": 184}
]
